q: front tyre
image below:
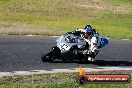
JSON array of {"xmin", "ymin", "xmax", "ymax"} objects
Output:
[
  {"xmin": 41, "ymin": 50, "xmax": 54, "ymax": 62},
  {"xmin": 41, "ymin": 55, "xmax": 53, "ymax": 62},
  {"xmin": 41, "ymin": 46, "xmax": 62, "ymax": 62}
]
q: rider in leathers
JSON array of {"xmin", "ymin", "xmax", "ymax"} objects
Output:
[{"xmin": 68, "ymin": 25, "xmax": 100, "ymax": 61}]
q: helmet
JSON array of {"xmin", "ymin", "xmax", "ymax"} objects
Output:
[
  {"xmin": 84, "ymin": 25, "xmax": 92, "ymax": 33},
  {"xmin": 83, "ymin": 25, "xmax": 93, "ymax": 38}
]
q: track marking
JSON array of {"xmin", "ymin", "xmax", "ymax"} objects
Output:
[
  {"xmin": 0, "ymin": 67, "xmax": 132, "ymax": 77},
  {"xmin": 122, "ymin": 39, "xmax": 130, "ymax": 40},
  {"xmin": 51, "ymin": 36, "xmax": 59, "ymax": 37},
  {"xmin": 25, "ymin": 35, "xmax": 35, "ymax": 36}
]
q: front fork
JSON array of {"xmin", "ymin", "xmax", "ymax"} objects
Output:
[{"xmin": 52, "ymin": 46, "xmax": 63, "ymax": 58}]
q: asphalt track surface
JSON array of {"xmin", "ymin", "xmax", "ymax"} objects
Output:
[{"xmin": 0, "ymin": 35, "xmax": 132, "ymax": 73}]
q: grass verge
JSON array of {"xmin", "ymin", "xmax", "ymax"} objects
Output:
[
  {"xmin": 0, "ymin": 72, "xmax": 132, "ymax": 88},
  {"xmin": 0, "ymin": 0, "xmax": 132, "ymax": 39}
]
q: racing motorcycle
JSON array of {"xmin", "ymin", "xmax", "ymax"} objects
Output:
[{"xmin": 41, "ymin": 32, "xmax": 109, "ymax": 62}]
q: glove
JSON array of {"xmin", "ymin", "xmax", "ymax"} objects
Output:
[{"xmin": 67, "ymin": 32, "xmax": 73, "ymax": 34}]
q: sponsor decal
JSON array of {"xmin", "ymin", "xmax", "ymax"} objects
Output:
[{"xmin": 76, "ymin": 67, "xmax": 131, "ymax": 84}]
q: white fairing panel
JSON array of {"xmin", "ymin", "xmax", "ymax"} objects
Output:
[
  {"xmin": 91, "ymin": 37, "xmax": 97, "ymax": 44},
  {"xmin": 56, "ymin": 34, "xmax": 86, "ymax": 53}
]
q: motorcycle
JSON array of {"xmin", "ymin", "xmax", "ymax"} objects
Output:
[{"xmin": 41, "ymin": 32, "xmax": 109, "ymax": 62}]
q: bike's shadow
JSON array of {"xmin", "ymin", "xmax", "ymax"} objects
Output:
[
  {"xmin": 92, "ymin": 60, "xmax": 132, "ymax": 66},
  {"xmin": 50, "ymin": 60, "xmax": 132, "ymax": 66}
]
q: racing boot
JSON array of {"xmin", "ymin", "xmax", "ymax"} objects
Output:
[{"xmin": 88, "ymin": 57, "xmax": 95, "ymax": 62}]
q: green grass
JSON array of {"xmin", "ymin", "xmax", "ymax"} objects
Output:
[
  {"xmin": 0, "ymin": 73, "xmax": 131, "ymax": 88},
  {"xmin": 106, "ymin": 0, "xmax": 132, "ymax": 4},
  {"xmin": 1, "ymin": 82, "xmax": 131, "ymax": 88},
  {"xmin": 0, "ymin": 0, "xmax": 131, "ymax": 39}
]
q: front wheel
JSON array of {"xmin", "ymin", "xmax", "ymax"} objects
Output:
[
  {"xmin": 41, "ymin": 50, "xmax": 54, "ymax": 62},
  {"xmin": 41, "ymin": 46, "xmax": 62, "ymax": 62}
]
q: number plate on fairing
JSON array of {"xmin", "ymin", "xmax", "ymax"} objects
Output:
[{"xmin": 59, "ymin": 43, "xmax": 70, "ymax": 52}]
